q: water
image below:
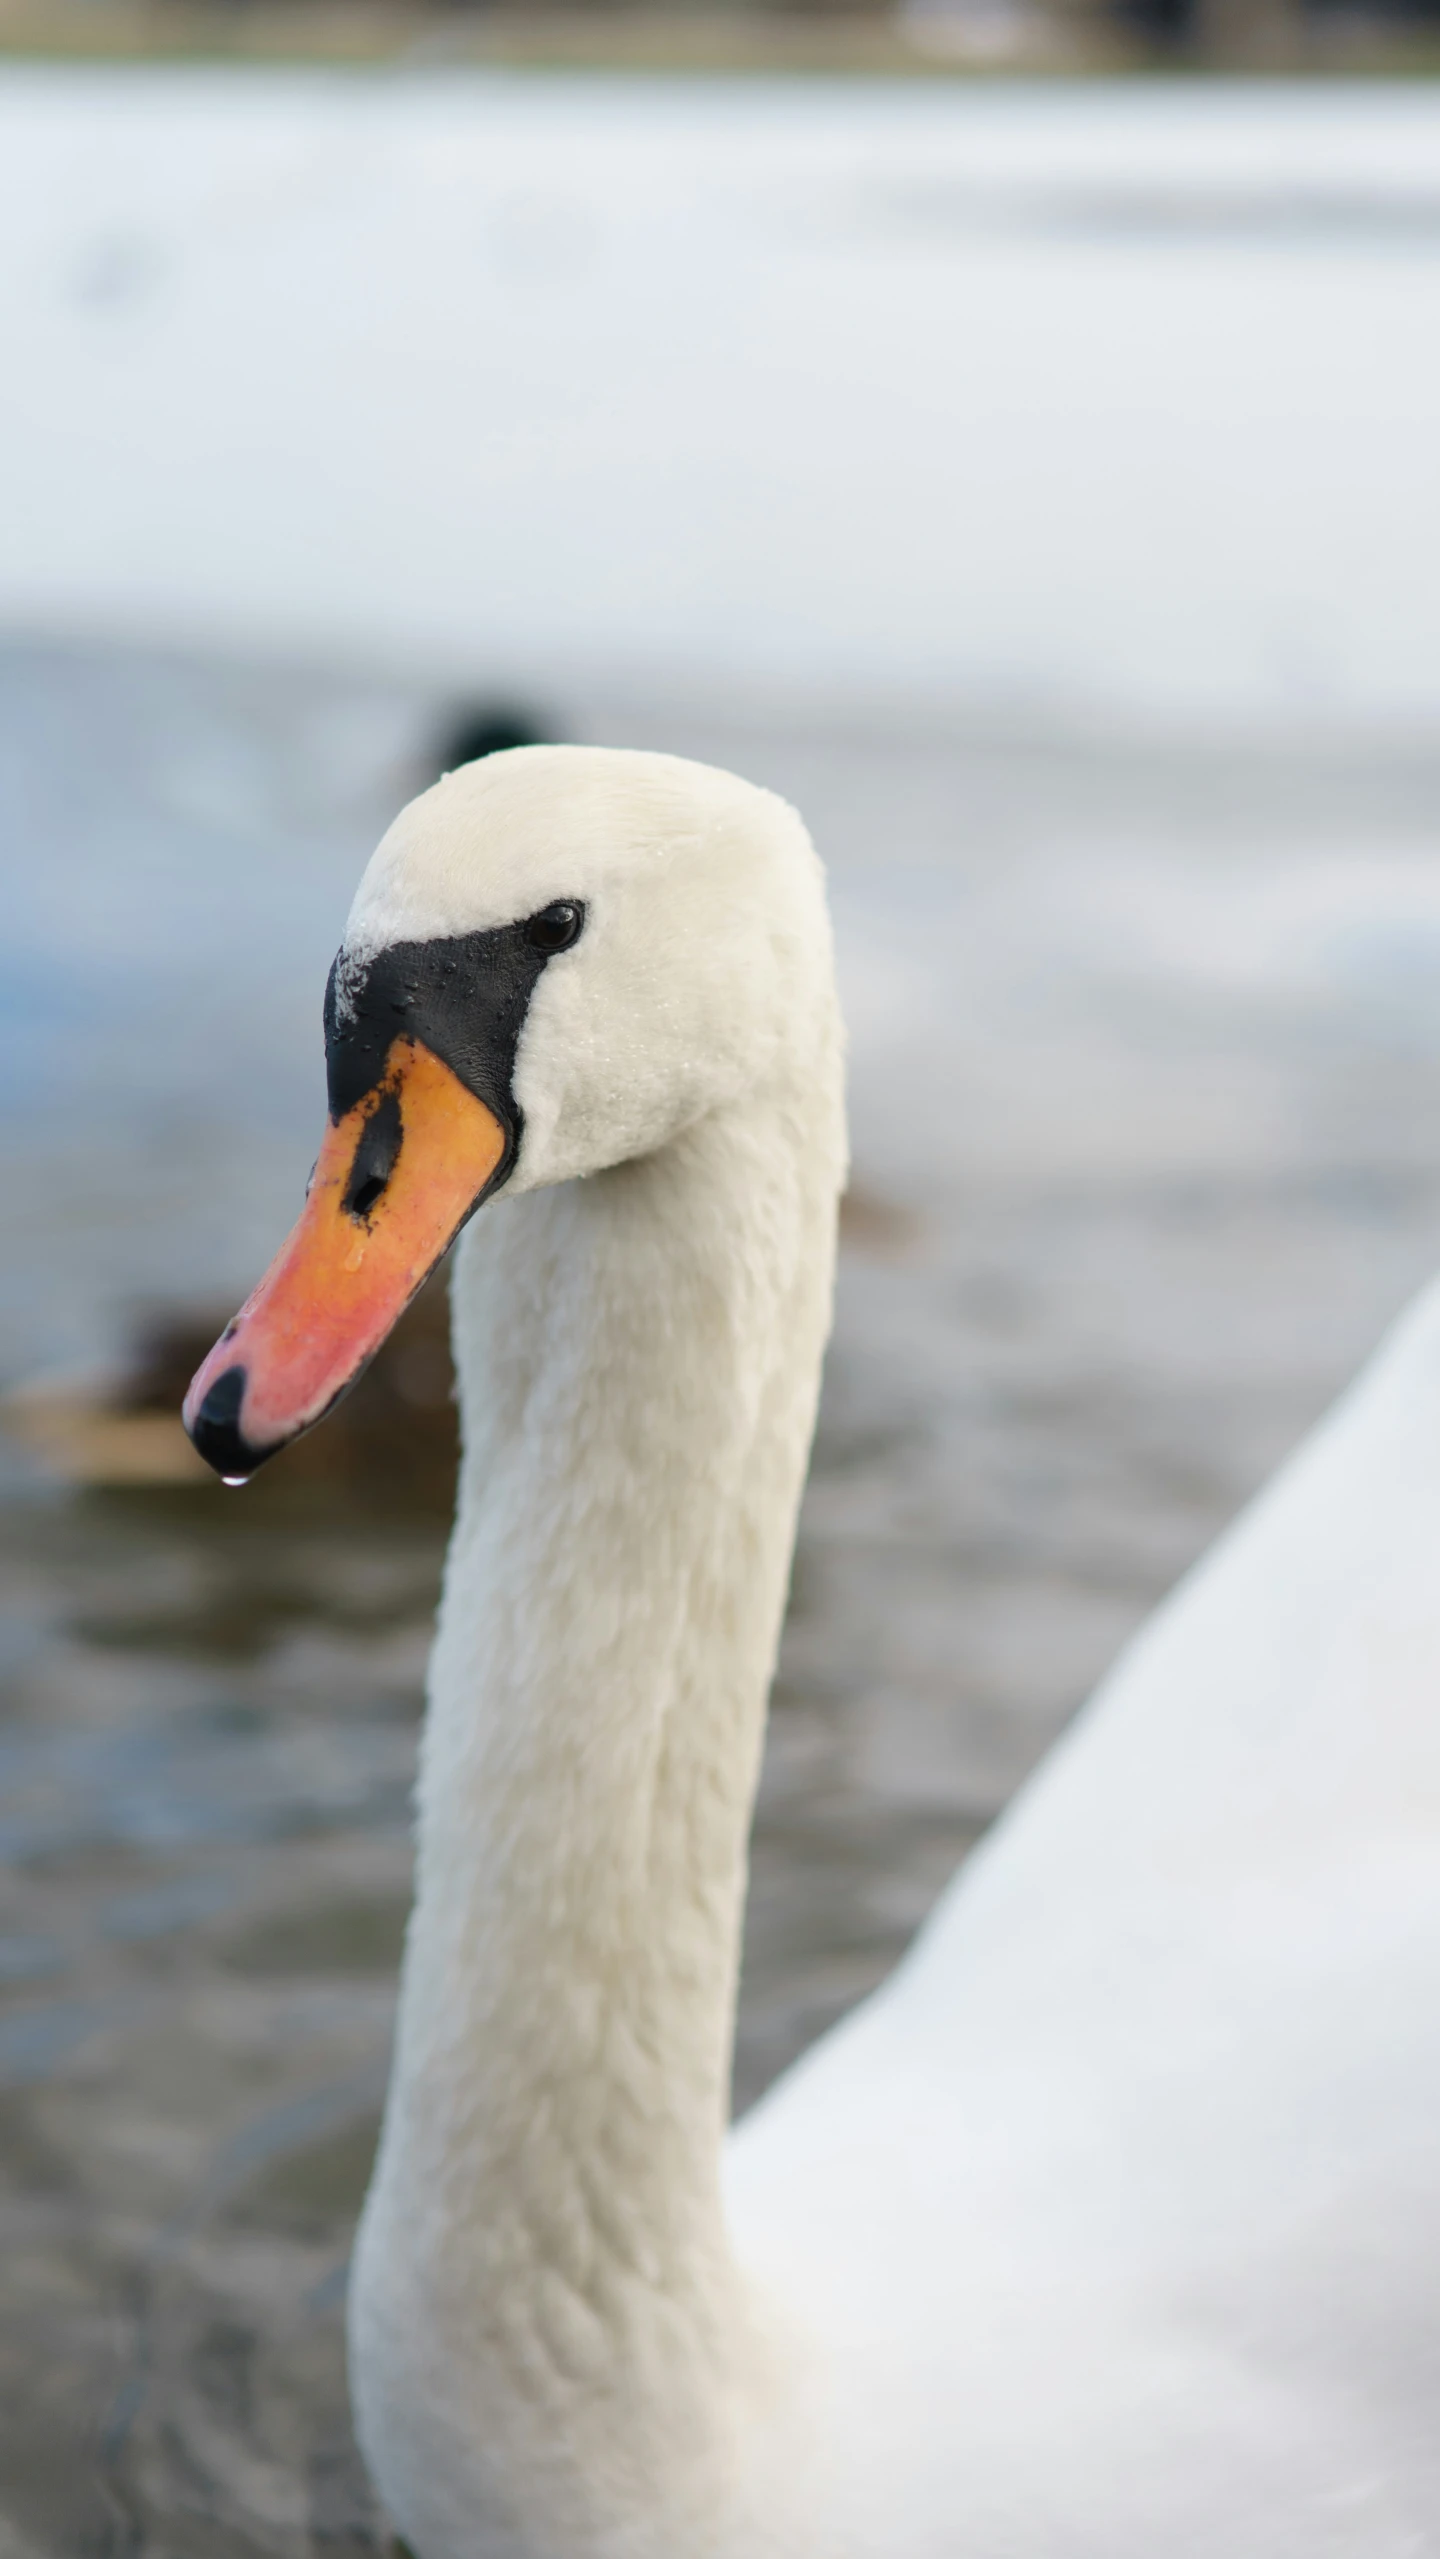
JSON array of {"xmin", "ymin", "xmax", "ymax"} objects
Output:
[{"xmin": 5, "ymin": 636, "xmax": 1440, "ymax": 2552}]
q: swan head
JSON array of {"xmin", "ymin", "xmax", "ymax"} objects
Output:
[{"xmin": 183, "ymin": 744, "xmax": 833, "ymax": 1481}]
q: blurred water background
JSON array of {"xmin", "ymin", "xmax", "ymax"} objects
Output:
[{"xmin": 2, "ymin": 58, "xmax": 1440, "ymax": 2559}]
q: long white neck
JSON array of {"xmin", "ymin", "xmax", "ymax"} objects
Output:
[{"xmin": 350, "ymin": 1069, "xmax": 844, "ymax": 2559}]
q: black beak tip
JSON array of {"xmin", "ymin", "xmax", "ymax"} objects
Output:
[{"xmin": 185, "ymin": 1364, "xmax": 275, "ymax": 1482}]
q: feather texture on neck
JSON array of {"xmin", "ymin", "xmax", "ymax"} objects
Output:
[{"xmin": 350, "ymin": 1057, "xmax": 845, "ymax": 2558}]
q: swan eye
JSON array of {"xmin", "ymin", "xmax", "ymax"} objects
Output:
[{"xmin": 525, "ymin": 900, "xmax": 583, "ymax": 955}]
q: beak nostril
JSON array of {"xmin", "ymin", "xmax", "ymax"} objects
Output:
[{"xmin": 343, "ymin": 1086, "xmax": 404, "ymax": 1225}]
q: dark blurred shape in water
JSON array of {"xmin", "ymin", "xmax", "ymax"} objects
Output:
[
  {"xmin": 429, "ymin": 701, "xmax": 553, "ymax": 784},
  {"xmin": 8, "ymin": 1278, "xmax": 459, "ymax": 1513}
]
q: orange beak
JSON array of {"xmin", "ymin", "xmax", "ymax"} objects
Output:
[{"xmin": 183, "ymin": 1038, "xmax": 507, "ymax": 1479}]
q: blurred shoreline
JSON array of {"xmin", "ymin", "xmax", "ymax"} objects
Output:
[{"xmin": 1, "ymin": 0, "xmax": 1438, "ymax": 75}]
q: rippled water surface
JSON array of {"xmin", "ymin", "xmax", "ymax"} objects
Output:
[{"xmin": 5, "ymin": 639, "xmax": 1440, "ymax": 2553}]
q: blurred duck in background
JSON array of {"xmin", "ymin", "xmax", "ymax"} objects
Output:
[
  {"xmin": 183, "ymin": 746, "xmax": 1440, "ymax": 2558},
  {"xmin": 4, "ymin": 701, "xmax": 551, "ymax": 1507}
]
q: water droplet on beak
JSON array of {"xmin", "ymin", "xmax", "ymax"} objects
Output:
[{"xmin": 221, "ymin": 1474, "xmax": 250, "ymax": 1489}]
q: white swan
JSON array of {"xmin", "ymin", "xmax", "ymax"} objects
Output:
[{"xmin": 185, "ymin": 745, "xmax": 1440, "ymax": 2559}]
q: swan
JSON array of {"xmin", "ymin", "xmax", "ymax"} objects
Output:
[{"xmin": 183, "ymin": 744, "xmax": 1440, "ymax": 2558}]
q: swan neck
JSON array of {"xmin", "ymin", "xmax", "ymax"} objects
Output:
[{"xmin": 351, "ymin": 1085, "xmax": 842, "ymax": 2553}]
